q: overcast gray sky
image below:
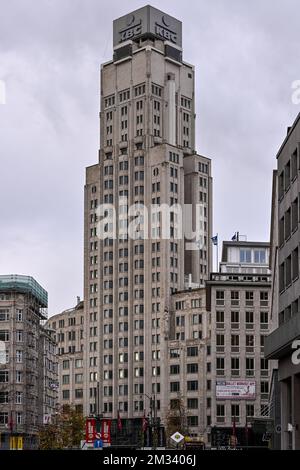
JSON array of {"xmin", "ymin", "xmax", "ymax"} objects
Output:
[{"xmin": 0, "ymin": 0, "xmax": 299, "ymax": 316}]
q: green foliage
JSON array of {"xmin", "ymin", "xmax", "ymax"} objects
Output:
[{"xmin": 39, "ymin": 406, "xmax": 85, "ymax": 450}]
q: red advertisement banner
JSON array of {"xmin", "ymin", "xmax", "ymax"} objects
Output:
[
  {"xmin": 101, "ymin": 419, "xmax": 111, "ymax": 444},
  {"xmin": 85, "ymin": 418, "xmax": 96, "ymax": 443}
]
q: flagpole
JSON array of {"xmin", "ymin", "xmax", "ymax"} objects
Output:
[{"xmin": 216, "ymin": 233, "xmax": 219, "ymax": 273}]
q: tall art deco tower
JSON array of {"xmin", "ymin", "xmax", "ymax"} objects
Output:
[{"xmin": 83, "ymin": 5, "xmax": 213, "ymax": 423}]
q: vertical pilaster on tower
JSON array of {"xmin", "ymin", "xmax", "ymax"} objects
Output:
[{"xmin": 166, "ymin": 73, "xmax": 176, "ymax": 146}]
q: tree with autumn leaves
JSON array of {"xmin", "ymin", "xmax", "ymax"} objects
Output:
[
  {"xmin": 39, "ymin": 405, "xmax": 85, "ymax": 450},
  {"xmin": 165, "ymin": 396, "xmax": 189, "ymax": 448}
]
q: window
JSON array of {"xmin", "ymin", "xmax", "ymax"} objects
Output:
[
  {"xmin": 231, "ymin": 311, "xmax": 239, "ymax": 328},
  {"xmin": 231, "ymin": 357, "xmax": 240, "ymax": 375},
  {"xmin": 292, "ymin": 198, "xmax": 298, "ymax": 232},
  {"xmin": 16, "ymin": 309, "xmax": 23, "ymax": 321},
  {"xmin": 170, "ymin": 365, "xmax": 180, "ymax": 375},
  {"xmin": 246, "ymin": 311, "xmax": 254, "ymax": 329},
  {"xmin": 246, "ymin": 404, "xmax": 255, "ymax": 417},
  {"xmin": 187, "ymin": 398, "xmax": 198, "ymax": 409},
  {"xmin": 63, "ymin": 390, "xmax": 70, "ymax": 400},
  {"xmin": 0, "ymin": 331, "xmax": 9, "ymax": 342},
  {"xmin": 216, "ymin": 311, "xmax": 224, "ymax": 328},
  {"xmin": 231, "ymin": 404, "xmax": 240, "ymax": 419},
  {"xmin": 285, "ymin": 208, "xmax": 291, "ymax": 240},
  {"xmin": 261, "ymin": 358, "xmax": 269, "ymax": 373},
  {"xmin": 231, "ymin": 335, "xmax": 239, "ymax": 352},
  {"xmin": 187, "ymin": 347, "xmax": 198, "ymax": 357},
  {"xmin": 216, "ymin": 357, "xmax": 225, "ymax": 376},
  {"xmin": 191, "ymin": 298, "xmax": 201, "ymax": 308},
  {"xmin": 246, "ymin": 358, "xmax": 254, "ymax": 376},
  {"xmin": 62, "ymin": 375, "xmax": 70, "ymax": 385},
  {"xmin": 187, "ymin": 363, "xmax": 198, "ymax": 374},
  {"xmin": 216, "ymin": 291, "xmax": 225, "ymax": 305},
  {"xmin": 63, "ymin": 360, "xmax": 69, "ymax": 370},
  {"xmin": 16, "ymin": 371, "xmax": 22, "ymax": 383},
  {"xmin": 187, "ymin": 416, "xmax": 198, "ymax": 427},
  {"xmin": 0, "ymin": 309, "xmax": 9, "ymax": 321},
  {"xmin": 0, "ymin": 412, "xmax": 9, "ymax": 425},
  {"xmin": 75, "ymin": 389, "xmax": 83, "ymax": 399},
  {"xmin": 16, "ymin": 350, "xmax": 23, "ymax": 363},
  {"xmin": 0, "ymin": 371, "xmax": 8, "ymax": 383},
  {"xmin": 16, "ymin": 391, "xmax": 23, "ymax": 404},
  {"xmin": 240, "ymin": 249, "xmax": 251, "ymax": 263},
  {"xmin": 216, "ymin": 404, "xmax": 225, "ymax": 422},
  {"xmin": 170, "ymin": 349, "xmax": 180, "ymax": 359},
  {"xmin": 292, "ymin": 247, "xmax": 299, "ymax": 280},
  {"xmin": 260, "ymin": 312, "xmax": 268, "ymax": 329},
  {"xmin": 246, "ymin": 335, "xmax": 255, "ymax": 350},
  {"xmin": 292, "ymin": 149, "xmax": 298, "ymax": 180},
  {"xmin": 261, "ymin": 381, "xmax": 269, "ymax": 398},
  {"xmin": 254, "ymin": 250, "xmax": 266, "ymax": 264},
  {"xmin": 0, "ymin": 391, "xmax": 9, "ymax": 404},
  {"xmin": 75, "ymin": 374, "xmax": 83, "ymax": 384},
  {"xmin": 187, "ymin": 380, "xmax": 198, "ymax": 391},
  {"xmin": 170, "ymin": 382, "xmax": 180, "ymax": 392},
  {"xmin": 231, "ymin": 291, "xmax": 239, "ymax": 303},
  {"xmin": 216, "ymin": 334, "xmax": 225, "ymax": 352},
  {"xmin": 285, "ymin": 160, "xmax": 291, "ymax": 190}
]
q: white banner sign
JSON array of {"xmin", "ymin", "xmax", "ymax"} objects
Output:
[{"xmin": 216, "ymin": 381, "xmax": 256, "ymax": 400}]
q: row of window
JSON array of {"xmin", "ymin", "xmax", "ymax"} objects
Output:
[
  {"xmin": 216, "ymin": 290, "xmax": 269, "ymax": 304},
  {"xmin": 215, "ymin": 356, "xmax": 268, "ymax": 371},
  {"xmin": 0, "ymin": 330, "xmax": 24, "ymax": 342},
  {"xmin": 279, "ymin": 197, "xmax": 299, "ymax": 245},
  {"xmin": 279, "ymin": 246, "xmax": 299, "ymax": 292},
  {"xmin": 279, "ymin": 297, "xmax": 300, "ymax": 325},
  {"xmin": 0, "ymin": 370, "xmax": 27, "ymax": 383},
  {"xmin": 0, "ymin": 309, "xmax": 23, "ymax": 322},
  {"xmin": 62, "ymin": 374, "xmax": 83, "ymax": 384},
  {"xmin": 278, "ymin": 147, "xmax": 299, "ymax": 200},
  {"xmin": 215, "ymin": 311, "xmax": 269, "ymax": 327},
  {"xmin": 62, "ymin": 359, "xmax": 83, "ymax": 369},
  {"xmin": 57, "ymin": 331, "xmax": 83, "ymax": 342},
  {"xmin": 52, "ymin": 316, "xmax": 82, "ymax": 330},
  {"xmin": 0, "ymin": 412, "xmax": 23, "ymax": 425},
  {"xmin": 62, "ymin": 389, "xmax": 83, "ymax": 400}
]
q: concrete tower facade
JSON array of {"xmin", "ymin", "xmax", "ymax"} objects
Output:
[{"xmin": 83, "ymin": 6, "xmax": 212, "ymax": 423}]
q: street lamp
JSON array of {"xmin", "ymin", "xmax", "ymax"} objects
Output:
[{"xmin": 141, "ymin": 393, "xmax": 159, "ymax": 449}]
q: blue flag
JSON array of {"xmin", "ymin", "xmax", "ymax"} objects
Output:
[{"xmin": 211, "ymin": 235, "xmax": 218, "ymax": 246}]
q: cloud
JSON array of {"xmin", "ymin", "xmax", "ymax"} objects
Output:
[{"xmin": 0, "ymin": 0, "xmax": 299, "ymax": 313}]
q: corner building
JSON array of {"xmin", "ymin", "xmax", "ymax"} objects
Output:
[{"xmin": 83, "ymin": 6, "xmax": 212, "ymax": 422}]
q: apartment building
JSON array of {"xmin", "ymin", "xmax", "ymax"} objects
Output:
[
  {"xmin": 47, "ymin": 300, "xmax": 84, "ymax": 413},
  {"xmin": 167, "ymin": 288, "xmax": 209, "ymax": 443},
  {"xmin": 0, "ymin": 275, "xmax": 57, "ymax": 449}
]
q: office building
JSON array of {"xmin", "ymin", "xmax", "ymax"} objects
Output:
[
  {"xmin": 265, "ymin": 113, "xmax": 300, "ymax": 450},
  {"xmin": 83, "ymin": 5, "xmax": 213, "ymax": 421},
  {"xmin": 0, "ymin": 275, "xmax": 57, "ymax": 449},
  {"xmin": 46, "ymin": 300, "xmax": 84, "ymax": 413},
  {"xmin": 206, "ymin": 241, "xmax": 272, "ymax": 446}
]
